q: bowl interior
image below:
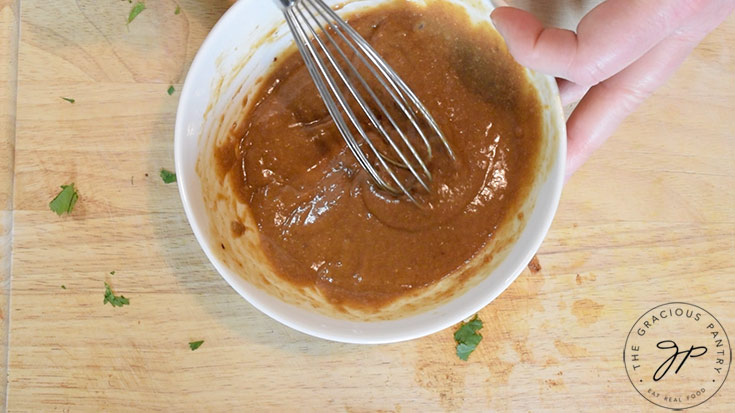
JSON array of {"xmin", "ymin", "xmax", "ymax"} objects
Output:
[{"xmin": 174, "ymin": 0, "xmax": 566, "ymax": 343}]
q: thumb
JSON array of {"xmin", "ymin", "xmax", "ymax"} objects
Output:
[
  {"xmin": 490, "ymin": 7, "xmax": 540, "ymax": 43},
  {"xmin": 490, "ymin": 7, "xmax": 575, "ymax": 77},
  {"xmin": 491, "ymin": 1, "xmax": 695, "ymax": 86}
]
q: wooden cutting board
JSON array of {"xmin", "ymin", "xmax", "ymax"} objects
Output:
[{"xmin": 1, "ymin": 0, "xmax": 733, "ymax": 410}]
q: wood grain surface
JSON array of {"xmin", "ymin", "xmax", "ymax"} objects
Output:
[
  {"xmin": 1, "ymin": 0, "xmax": 19, "ymax": 407},
  {"xmin": 3, "ymin": 0, "xmax": 734, "ymax": 411}
]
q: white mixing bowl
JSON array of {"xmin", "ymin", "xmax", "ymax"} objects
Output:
[{"xmin": 175, "ymin": 0, "xmax": 566, "ymax": 343}]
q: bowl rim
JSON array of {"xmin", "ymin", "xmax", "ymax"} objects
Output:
[{"xmin": 174, "ymin": 0, "xmax": 566, "ymax": 344}]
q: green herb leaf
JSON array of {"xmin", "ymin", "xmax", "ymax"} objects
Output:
[
  {"xmin": 61, "ymin": 285, "xmax": 66, "ymax": 289},
  {"xmin": 454, "ymin": 315, "xmax": 483, "ymax": 361},
  {"xmin": 110, "ymin": 270, "xmax": 116, "ymax": 275},
  {"xmin": 103, "ymin": 282, "xmax": 130, "ymax": 307},
  {"xmin": 160, "ymin": 168, "xmax": 177, "ymax": 184},
  {"xmin": 453, "ymin": 315, "xmax": 483, "ymax": 343},
  {"xmin": 127, "ymin": 2, "xmax": 146, "ymax": 24},
  {"xmin": 49, "ymin": 183, "xmax": 79, "ymax": 216},
  {"xmin": 457, "ymin": 343, "xmax": 478, "ymax": 361},
  {"xmin": 175, "ymin": 5, "xmax": 181, "ymax": 15},
  {"xmin": 167, "ymin": 85, "xmax": 175, "ymax": 96},
  {"xmin": 61, "ymin": 97, "xmax": 75, "ymax": 104},
  {"xmin": 189, "ymin": 340, "xmax": 204, "ymax": 351}
]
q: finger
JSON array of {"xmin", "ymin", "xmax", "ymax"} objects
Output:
[
  {"xmin": 491, "ymin": 1, "xmax": 700, "ymax": 86},
  {"xmin": 557, "ymin": 79, "xmax": 588, "ymax": 106},
  {"xmin": 675, "ymin": 0, "xmax": 735, "ymax": 38},
  {"xmin": 564, "ymin": 31, "xmax": 706, "ymax": 179}
]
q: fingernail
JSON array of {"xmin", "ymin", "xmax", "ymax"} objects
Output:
[{"xmin": 490, "ymin": 10, "xmax": 498, "ymax": 23}]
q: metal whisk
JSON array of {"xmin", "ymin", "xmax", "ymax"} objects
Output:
[{"xmin": 273, "ymin": 0, "xmax": 455, "ymax": 201}]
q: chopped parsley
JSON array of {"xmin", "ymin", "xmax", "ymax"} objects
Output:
[
  {"xmin": 49, "ymin": 183, "xmax": 79, "ymax": 216},
  {"xmin": 189, "ymin": 340, "xmax": 204, "ymax": 351},
  {"xmin": 61, "ymin": 285, "xmax": 66, "ymax": 289},
  {"xmin": 167, "ymin": 85, "xmax": 175, "ymax": 95},
  {"xmin": 175, "ymin": 5, "xmax": 181, "ymax": 15},
  {"xmin": 160, "ymin": 168, "xmax": 176, "ymax": 183},
  {"xmin": 61, "ymin": 97, "xmax": 75, "ymax": 104},
  {"xmin": 127, "ymin": 2, "xmax": 146, "ymax": 24},
  {"xmin": 103, "ymin": 282, "xmax": 130, "ymax": 307},
  {"xmin": 110, "ymin": 270, "xmax": 116, "ymax": 275},
  {"xmin": 454, "ymin": 315, "xmax": 483, "ymax": 361}
]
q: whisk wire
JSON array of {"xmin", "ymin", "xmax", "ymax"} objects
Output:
[
  {"xmin": 309, "ymin": 1, "xmax": 435, "ymax": 163},
  {"xmin": 283, "ymin": 7, "xmax": 387, "ymax": 190},
  {"xmin": 312, "ymin": 0, "xmax": 456, "ymax": 160},
  {"xmin": 290, "ymin": 5, "xmax": 417, "ymax": 200},
  {"xmin": 303, "ymin": 1, "xmax": 436, "ymax": 180},
  {"xmin": 298, "ymin": 1, "xmax": 432, "ymax": 192},
  {"xmin": 278, "ymin": 0, "xmax": 455, "ymax": 200}
]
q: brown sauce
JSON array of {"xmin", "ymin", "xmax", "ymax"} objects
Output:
[{"xmin": 215, "ymin": 1, "xmax": 543, "ymax": 309}]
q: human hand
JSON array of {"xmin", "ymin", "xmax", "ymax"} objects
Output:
[{"xmin": 490, "ymin": 0, "xmax": 735, "ymax": 180}]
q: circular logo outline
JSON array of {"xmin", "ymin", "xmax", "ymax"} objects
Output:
[{"xmin": 623, "ymin": 302, "xmax": 732, "ymax": 410}]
